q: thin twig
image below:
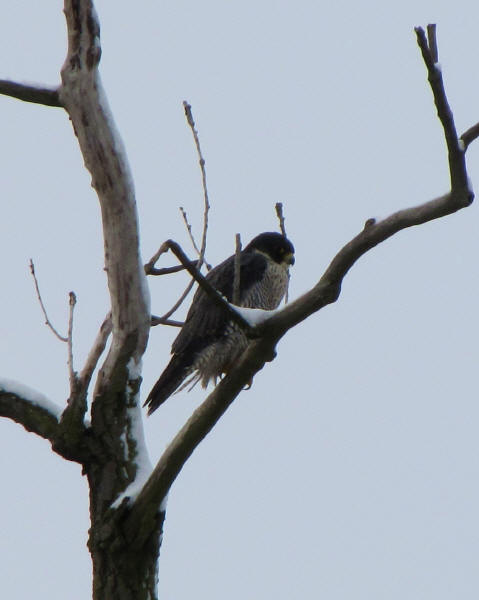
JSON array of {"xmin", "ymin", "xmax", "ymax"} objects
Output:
[
  {"xmin": 79, "ymin": 313, "xmax": 112, "ymax": 392},
  {"xmin": 29, "ymin": 259, "xmax": 68, "ymax": 342},
  {"xmin": 144, "ymin": 245, "xmax": 169, "ymax": 275},
  {"xmin": 151, "ymin": 316, "xmax": 184, "ymax": 327},
  {"xmin": 183, "ymin": 101, "xmax": 210, "ymax": 272},
  {"xmin": 164, "ymin": 240, "xmax": 253, "ymax": 333},
  {"xmin": 145, "ymin": 243, "xmax": 199, "ymax": 276},
  {"xmin": 179, "ymin": 207, "xmax": 212, "ymax": 270},
  {"xmin": 159, "ymin": 279, "xmax": 196, "ymax": 321},
  {"xmin": 232, "ymin": 234, "xmax": 242, "ymax": 305},
  {"xmin": 146, "ymin": 261, "xmax": 200, "ymax": 277},
  {"xmin": 151, "ymin": 103, "xmax": 213, "ymax": 324},
  {"xmin": 460, "ymin": 122, "xmax": 479, "ymax": 150},
  {"xmin": 180, "ymin": 206, "xmax": 201, "ymax": 255},
  {"xmin": 67, "ymin": 292, "xmax": 77, "ymax": 391},
  {"xmin": 275, "ymin": 202, "xmax": 287, "ymax": 237},
  {"xmin": 153, "ymin": 101, "xmax": 213, "ymax": 323},
  {"xmin": 275, "ymin": 203, "xmax": 290, "ymax": 303},
  {"xmin": 147, "ymin": 263, "xmax": 199, "ymax": 276}
]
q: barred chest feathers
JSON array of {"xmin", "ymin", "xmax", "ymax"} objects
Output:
[{"xmin": 192, "ymin": 257, "xmax": 290, "ymax": 387}]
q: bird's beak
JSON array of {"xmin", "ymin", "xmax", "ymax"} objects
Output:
[{"xmin": 285, "ymin": 252, "xmax": 295, "ymax": 266}]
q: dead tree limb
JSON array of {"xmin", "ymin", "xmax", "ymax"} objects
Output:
[
  {"xmin": 0, "ymin": 80, "xmax": 62, "ymax": 106},
  {"xmin": 162, "ymin": 239, "xmax": 253, "ymax": 332},
  {"xmin": 124, "ymin": 25, "xmax": 475, "ymax": 544}
]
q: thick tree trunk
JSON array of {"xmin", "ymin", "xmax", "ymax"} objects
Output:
[{"xmin": 87, "ymin": 466, "xmax": 165, "ymax": 600}]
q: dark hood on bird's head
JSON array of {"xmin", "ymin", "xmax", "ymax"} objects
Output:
[{"xmin": 244, "ymin": 232, "xmax": 295, "ymax": 265}]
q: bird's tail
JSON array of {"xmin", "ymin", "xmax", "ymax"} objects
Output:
[{"xmin": 144, "ymin": 354, "xmax": 192, "ymax": 415}]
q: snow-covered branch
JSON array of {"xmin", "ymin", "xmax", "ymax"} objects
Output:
[
  {"xmin": 0, "ymin": 80, "xmax": 61, "ymax": 107},
  {"xmin": 0, "ymin": 378, "xmax": 62, "ymax": 423},
  {"xmin": 0, "ymin": 378, "xmax": 94, "ymax": 462}
]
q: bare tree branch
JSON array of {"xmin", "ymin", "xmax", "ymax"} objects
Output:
[
  {"xmin": 145, "ymin": 254, "xmax": 199, "ymax": 276},
  {"xmin": 29, "ymin": 259, "xmax": 68, "ymax": 342},
  {"xmin": 145, "ymin": 244, "xmax": 199, "ymax": 281},
  {"xmin": 124, "ymin": 24, "xmax": 476, "ymax": 537},
  {"xmin": 151, "ymin": 316, "xmax": 183, "ymax": 328},
  {"xmin": 414, "ymin": 26, "xmax": 469, "ymax": 194},
  {"xmin": 183, "ymin": 101, "xmax": 210, "ymax": 273},
  {"xmin": 232, "ymin": 233, "xmax": 242, "ymax": 305},
  {"xmin": 426, "ymin": 23, "xmax": 438, "ymax": 63},
  {"xmin": 67, "ymin": 291, "xmax": 78, "ymax": 393},
  {"xmin": 78, "ymin": 313, "xmax": 113, "ymax": 393},
  {"xmin": 163, "ymin": 239, "xmax": 253, "ymax": 333},
  {"xmin": 180, "ymin": 206, "xmax": 201, "ymax": 254},
  {"xmin": 275, "ymin": 203, "xmax": 290, "ymax": 302},
  {"xmin": 460, "ymin": 122, "xmax": 479, "ymax": 150},
  {"xmin": 158, "ymin": 278, "xmax": 196, "ymax": 322},
  {"xmin": 0, "ymin": 386, "xmax": 60, "ymax": 441},
  {"xmin": 0, "ymin": 80, "xmax": 62, "ymax": 107},
  {"xmin": 0, "ymin": 382, "xmax": 90, "ymax": 463},
  {"xmin": 148, "ymin": 102, "xmax": 213, "ymax": 326},
  {"xmin": 60, "ymin": 0, "xmax": 150, "ymax": 393},
  {"xmin": 179, "ymin": 207, "xmax": 212, "ymax": 271},
  {"xmin": 179, "ymin": 206, "xmax": 213, "ymax": 271},
  {"xmin": 144, "ymin": 244, "xmax": 169, "ymax": 275}
]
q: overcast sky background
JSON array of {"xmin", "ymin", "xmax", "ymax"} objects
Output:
[{"xmin": 1, "ymin": 1, "xmax": 478, "ymax": 599}]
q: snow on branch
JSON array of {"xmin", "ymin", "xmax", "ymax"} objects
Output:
[
  {"xmin": 231, "ymin": 305, "xmax": 280, "ymax": 326},
  {"xmin": 0, "ymin": 378, "xmax": 92, "ymax": 463},
  {"xmin": 0, "ymin": 80, "xmax": 62, "ymax": 107},
  {"xmin": 0, "ymin": 378, "xmax": 61, "ymax": 440}
]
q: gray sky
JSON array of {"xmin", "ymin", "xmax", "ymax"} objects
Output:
[{"xmin": 1, "ymin": 1, "xmax": 478, "ymax": 598}]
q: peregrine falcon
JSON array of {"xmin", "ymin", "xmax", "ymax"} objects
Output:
[{"xmin": 145, "ymin": 232, "xmax": 295, "ymax": 414}]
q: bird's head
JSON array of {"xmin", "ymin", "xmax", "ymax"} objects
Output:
[{"xmin": 244, "ymin": 231, "xmax": 295, "ymax": 266}]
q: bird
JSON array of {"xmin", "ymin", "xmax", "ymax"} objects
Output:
[{"xmin": 145, "ymin": 231, "xmax": 295, "ymax": 414}]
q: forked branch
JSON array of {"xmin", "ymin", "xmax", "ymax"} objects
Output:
[
  {"xmin": 61, "ymin": 0, "xmax": 151, "ymax": 394},
  {"xmin": 161, "ymin": 240, "xmax": 253, "ymax": 333},
  {"xmin": 183, "ymin": 101, "xmax": 210, "ymax": 273},
  {"xmin": 0, "ymin": 381, "xmax": 89, "ymax": 463},
  {"xmin": 124, "ymin": 25, "xmax": 475, "ymax": 545}
]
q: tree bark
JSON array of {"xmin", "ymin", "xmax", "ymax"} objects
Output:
[
  {"xmin": 59, "ymin": 2, "xmax": 156, "ymax": 598},
  {"xmin": 1, "ymin": 12, "xmax": 479, "ymax": 600}
]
